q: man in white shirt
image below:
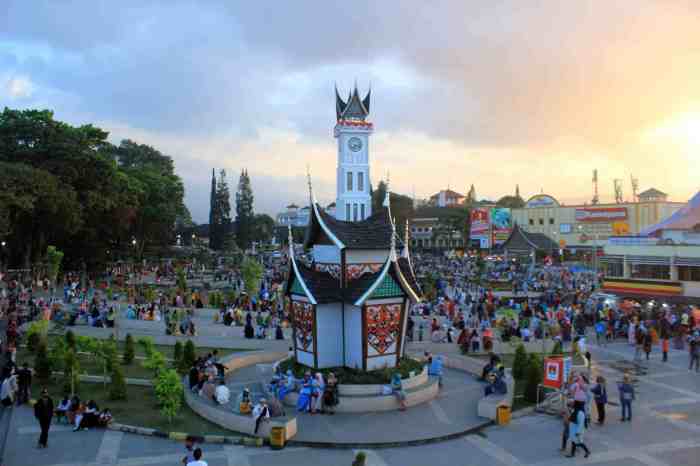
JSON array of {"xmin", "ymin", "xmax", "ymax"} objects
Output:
[
  {"xmin": 214, "ymin": 381, "xmax": 230, "ymax": 405},
  {"xmin": 186, "ymin": 448, "xmax": 207, "ymax": 466}
]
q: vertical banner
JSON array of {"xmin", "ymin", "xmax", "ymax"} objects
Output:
[
  {"xmin": 490, "ymin": 208, "xmax": 512, "ymax": 246},
  {"xmin": 470, "ymin": 208, "xmax": 490, "ymax": 249},
  {"xmin": 543, "ymin": 357, "xmax": 564, "ymax": 389}
]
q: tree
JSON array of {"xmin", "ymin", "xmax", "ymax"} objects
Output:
[
  {"xmin": 251, "ymin": 214, "xmax": 275, "ymax": 244},
  {"xmin": 175, "ymin": 266, "xmax": 187, "ymax": 294},
  {"xmin": 496, "ymin": 195, "xmax": 525, "ymax": 209},
  {"xmin": 235, "ymin": 169, "xmax": 254, "ymax": 250},
  {"xmin": 466, "ymin": 184, "xmax": 477, "ymax": 205},
  {"xmin": 45, "ymin": 245, "xmax": 64, "ymax": 288},
  {"xmin": 25, "ymin": 320, "xmax": 49, "ymax": 353},
  {"xmin": 524, "ymin": 353, "xmax": 544, "ymax": 403},
  {"xmin": 241, "ymin": 257, "xmax": 264, "ymax": 297},
  {"xmin": 34, "ymin": 339, "xmax": 53, "ymax": 382},
  {"xmin": 142, "ymin": 349, "xmax": 167, "ymax": 379},
  {"xmin": 512, "ymin": 344, "xmax": 528, "ymax": 380},
  {"xmin": 109, "ymin": 355, "xmax": 128, "ymax": 401},
  {"xmin": 154, "ymin": 369, "xmax": 183, "ymax": 424},
  {"xmin": 123, "ymin": 333, "xmax": 136, "ymax": 365},
  {"xmin": 63, "ymin": 349, "xmax": 81, "ymax": 396},
  {"xmin": 183, "ymin": 340, "xmax": 197, "ymax": 369},
  {"xmin": 209, "ymin": 169, "xmax": 232, "ymax": 251}
]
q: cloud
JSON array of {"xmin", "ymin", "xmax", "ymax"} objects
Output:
[{"xmin": 1, "ymin": 0, "xmax": 699, "ymax": 221}]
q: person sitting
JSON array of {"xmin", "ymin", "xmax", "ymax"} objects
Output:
[
  {"xmin": 484, "ymin": 371, "xmax": 508, "ymax": 397},
  {"xmin": 481, "ymin": 354, "xmax": 501, "ymax": 381},
  {"xmin": 252, "ymin": 399, "xmax": 270, "ymax": 434},
  {"xmin": 277, "ymin": 370, "xmax": 297, "ymax": 401},
  {"xmin": 66, "ymin": 395, "xmax": 81, "ymax": 426},
  {"xmin": 97, "ymin": 409, "xmax": 113, "ymax": 427},
  {"xmin": 199, "ymin": 376, "xmax": 216, "ymax": 401},
  {"xmin": 214, "ymin": 380, "xmax": 230, "ymax": 405},
  {"xmin": 267, "ymin": 395, "xmax": 285, "ymax": 418},
  {"xmin": 234, "ymin": 388, "xmax": 252, "ymax": 414},
  {"xmin": 296, "ymin": 373, "xmax": 314, "ymax": 413},
  {"xmin": 74, "ymin": 400, "xmax": 99, "ymax": 431},
  {"xmin": 275, "ymin": 325, "xmax": 284, "ymax": 340},
  {"xmin": 188, "ymin": 366, "xmax": 202, "ymax": 392},
  {"xmin": 323, "ymin": 372, "xmax": 339, "ymax": 415},
  {"xmin": 55, "ymin": 396, "xmax": 70, "ymax": 424}
]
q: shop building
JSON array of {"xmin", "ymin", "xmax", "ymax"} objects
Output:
[{"xmin": 510, "ymin": 190, "xmax": 684, "ymax": 253}]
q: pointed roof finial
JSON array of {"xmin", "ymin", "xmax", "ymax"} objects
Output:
[
  {"xmin": 402, "ymin": 220, "xmax": 410, "ymax": 259},
  {"xmin": 306, "ymin": 165, "xmax": 316, "ymax": 205},
  {"xmin": 287, "ymin": 224, "xmax": 294, "ymax": 248},
  {"xmin": 389, "ymin": 217, "xmax": 397, "ymax": 262}
]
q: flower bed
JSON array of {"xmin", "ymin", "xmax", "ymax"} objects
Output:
[{"xmin": 277, "ymin": 356, "xmax": 424, "ymax": 385}]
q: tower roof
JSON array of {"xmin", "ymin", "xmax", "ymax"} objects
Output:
[
  {"xmin": 304, "ymin": 205, "xmax": 393, "ymax": 250},
  {"xmin": 335, "ymin": 83, "xmax": 370, "ymax": 121}
]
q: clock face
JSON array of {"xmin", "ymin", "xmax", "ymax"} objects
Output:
[{"xmin": 348, "ymin": 137, "xmax": 363, "ymax": 152}]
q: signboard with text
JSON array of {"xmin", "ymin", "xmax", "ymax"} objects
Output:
[
  {"xmin": 470, "ymin": 208, "xmax": 490, "ymax": 248},
  {"xmin": 525, "ymin": 194, "xmax": 560, "ymax": 208},
  {"xmin": 575, "ymin": 207, "xmax": 628, "ymax": 222},
  {"xmin": 490, "ymin": 207, "xmax": 512, "ymax": 246}
]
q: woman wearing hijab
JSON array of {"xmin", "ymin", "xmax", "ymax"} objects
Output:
[
  {"xmin": 296, "ymin": 373, "xmax": 313, "ymax": 413},
  {"xmin": 312, "ymin": 373, "xmax": 325, "ymax": 413},
  {"xmin": 566, "ymin": 401, "xmax": 590, "ymax": 458}
]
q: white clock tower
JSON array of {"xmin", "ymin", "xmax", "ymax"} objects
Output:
[{"xmin": 334, "ymin": 84, "xmax": 373, "ymax": 222}]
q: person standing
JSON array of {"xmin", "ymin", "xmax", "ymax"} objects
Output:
[
  {"xmin": 591, "ymin": 376, "xmax": 607, "ymax": 425},
  {"xmin": 618, "ymin": 374, "xmax": 635, "ymax": 422},
  {"xmin": 566, "ymin": 401, "xmax": 590, "ymax": 458},
  {"xmin": 688, "ymin": 331, "xmax": 700, "ymax": 372},
  {"xmin": 662, "ymin": 337, "xmax": 670, "ymax": 363},
  {"xmin": 16, "ymin": 363, "xmax": 31, "ymax": 405},
  {"xmin": 643, "ymin": 330, "xmax": 653, "ymax": 361},
  {"xmin": 34, "ymin": 388, "xmax": 54, "ymax": 448},
  {"xmin": 186, "ymin": 448, "xmax": 207, "ymax": 466}
]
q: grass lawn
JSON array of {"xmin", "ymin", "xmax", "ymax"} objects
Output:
[
  {"xmin": 18, "ymin": 336, "xmax": 249, "ymax": 380},
  {"xmin": 31, "ymin": 381, "xmax": 233, "ymax": 435}
]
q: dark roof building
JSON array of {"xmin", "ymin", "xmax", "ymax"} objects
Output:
[{"xmin": 501, "ymin": 223, "xmax": 559, "ymax": 255}]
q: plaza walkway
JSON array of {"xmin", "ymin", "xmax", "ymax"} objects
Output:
[{"xmin": 2, "ymin": 339, "xmax": 698, "ymax": 466}]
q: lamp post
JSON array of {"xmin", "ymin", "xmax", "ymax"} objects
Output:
[{"xmin": 0, "ymin": 241, "xmax": 5, "ymax": 273}]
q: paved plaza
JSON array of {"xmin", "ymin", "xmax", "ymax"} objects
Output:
[{"xmin": 2, "ymin": 339, "xmax": 698, "ymax": 466}]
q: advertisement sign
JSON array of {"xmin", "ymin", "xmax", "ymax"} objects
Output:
[
  {"xmin": 490, "ymin": 208, "xmax": 512, "ymax": 246},
  {"xmin": 612, "ymin": 221, "xmax": 630, "ymax": 235},
  {"xmin": 470, "ymin": 208, "xmax": 490, "ymax": 248},
  {"xmin": 543, "ymin": 357, "xmax": 564, "ymax": 389},
  {"xmin": 575, "ymin": 207, "xmax": 628, "ymax": 222},
  {"xmin": 525, "ymin": 194, "xmax": 560, "ymax": 208}
]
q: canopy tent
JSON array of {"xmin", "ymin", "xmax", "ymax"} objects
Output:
[{"xmin": 640, "ymin": 190, "xmax": 700, "ymax": 237}]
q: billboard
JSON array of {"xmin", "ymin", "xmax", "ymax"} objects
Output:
[
  {"xmin": 470, "ymin": 208, "xmax": 490, "ymax": 237},
  {"xmin": 575, "ymin": 207, "xmax": 628, "ymax": 222},
  {"xmin": 490, "ymin": 208, "xmax": 512, "ymax": 246},
  {"xmin": 525, "ymin": 194, "xmax": 560, "ymax": 208},
  {"xmin": 470, "ymin": 208, "xmax": 490, "ymax": 248}
]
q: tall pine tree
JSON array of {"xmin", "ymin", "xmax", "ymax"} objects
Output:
[
  {"xmin": 208, "ymin": 169, "xmax": 232, "ymax": 250},
  {"xmin": 235, "ymin": 169, "xmax": 254, "ymax": 250}
]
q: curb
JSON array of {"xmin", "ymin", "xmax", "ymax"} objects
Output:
[
  {"xmin": 109, "ymin": 423, "xmax": 265, "ymax": 447},
  {"xmin": 285, "ymin": 419, "xmax": 494, "ymax": 449}
]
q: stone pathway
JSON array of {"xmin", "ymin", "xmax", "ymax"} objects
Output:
[{"xmin": 2, "ymin": 341, "xmax": 697, "ymax": 466}]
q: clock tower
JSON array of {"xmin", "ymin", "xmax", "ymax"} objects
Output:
[{"xmin": 334, "ymin": 84, "xmax": 373, "ymax": 222}]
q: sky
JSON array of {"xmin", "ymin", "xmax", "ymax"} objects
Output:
[{"xmin": 2, "ymin": 1, "xmax": 699, "ymax": 223}]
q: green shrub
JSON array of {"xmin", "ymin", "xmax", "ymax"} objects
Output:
[
  {"xmin": 524, "ymin": 353, "xmax": 543, "ymax": 404},
  {"xmin": 352, "ymin": 452, "xmax": 366, "ymax": 466},
  {"xmin": 109, "ymin": 357, "xmax": 128, "ymax": 401},
  {"xmin": 123, "ymin": 334, "xmax": 135, "ymax": 365},
  {"xmin": 512, "ymin": 344, "xmax": 528, "ymax": 380},
  {"xmin": 26, "ymin": 320, "xmax": 50, "ymax": 353},
  {"xmin": 550, "ymin": 340, "xmax": 563, "ymax": 356},
  {"xmin": 173, "ymin": 341, "xmax": 183, "ymax": 370},
  {"xmin": 65, "ymin": 330, "xmax": 76, "ymax": 351},
  {"xmin": 34, "ymin": 339, "xmax": 53, "ymax": 382},
  {"xmin": 154, "ymin": 368, "xmax": 183, "ymax": 424},
  {"xmin": 183, "ymin": 340, "xmax": 196, "ymax": 369},
  {"xmin": 277, "ymin": 357, "xmax": 424, "ymax": 385}
]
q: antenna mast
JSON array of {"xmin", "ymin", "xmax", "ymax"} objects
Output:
[
  {"xmin": 630, "ymin": 174, "xmax": 639, "ymax": 202},
  {"xmin": 614, "ymin": 179, "xmax": 623, "ymax": 204},
  {"xmin": 592, "ymin": 169, "xmax": 599, "ymax": 205}
]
